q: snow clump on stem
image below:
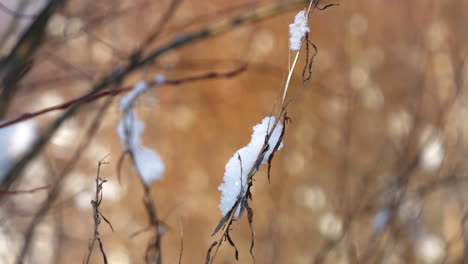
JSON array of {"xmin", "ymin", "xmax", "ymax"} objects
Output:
[
  {"xmin": 117, "ymin": 79, "xmax": 165, "ymax": 186},
  {"xmin": 218, "ymin": 116, "xmax": 284, "ymax": 216},
  {"xmin": 289, "ymin": 10, "xmax": 310, "ymax": 51}
]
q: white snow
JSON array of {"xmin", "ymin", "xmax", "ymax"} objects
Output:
[
  {"xmin": 0, "ymin": 120, "xmax": 38, "ymax": 182},
  {"xmin": 421, "ymin": 139, "xmax": 444, "ymax": 171},
  {"xmin": 117, "ymin": 111, "xmax": 144, "ymax": 150},
  {"xmin": 132, "ymin": 146, "xmax": 165, "ymax": 185},
  {"xmin": 218, "ymin": 116, "xmax": 284, "ymax": 216},
  {"xmin": 119, "ymin": 81, "xmax": 149, "ymax": 112},
  {"xmin": 289, "ymin": 10, "xmax": 310, "ymax": 51},
  {"xmin": 117, "ymin": 81, "xmax": 165, "ymax": 186}
]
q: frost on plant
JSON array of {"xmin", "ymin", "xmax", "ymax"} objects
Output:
[
  {"xmin": 218, "ymin": 116, "xmax": 284, "ymax": 216},
  {"xmin": 0, "ymin": 120, "xmax": 37, "ymax": 182},
  {"xmin": 117, "ymin": 80, "xmax": 165, "ymax": 186},
  {"xmin": 119, "ymin": 81, "xmax": 149, "ymax": 112},
  {"xmin": 117, "ymin": 111, "xmax": 144, "ymax": 150},
  {"xmin": 289, "ymin": 10, "xmax": 310, "ymax": 51},
  {"xmin": 132, "ymin": 146, "xmax": 165, "ymax": 185}
]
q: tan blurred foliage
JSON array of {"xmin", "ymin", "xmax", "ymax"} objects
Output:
[{"xmin": 1, "ymin": 0, "xmax": 468, "ymax": 263}]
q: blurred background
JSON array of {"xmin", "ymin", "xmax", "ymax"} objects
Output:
[{"xmin": 0, "ymin": 0, "xmax": 467, "ymax": 263}]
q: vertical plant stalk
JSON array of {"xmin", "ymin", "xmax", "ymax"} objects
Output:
[
  {"xmin": 207, "ymin": 0, "xmax": 332, "ymax": 263},
  {"xmin": 84, "ymin": 157, "xmax": 113, "ymax": 264}
]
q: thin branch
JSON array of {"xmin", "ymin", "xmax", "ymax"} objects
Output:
[
  {"xmin": 178, "ymin": 217, "xmax": 184, "ymax": 264},
  {"xmin": 0, "ymin": 65, "xmax": 247, "ymax": 129},
  {"xmin": 84, "ymin": 157, "xmax": 111, "ymax": 264},
  {"xmin": 134, "ymin": 0, "xmax": 184, "ymax": 60},
  {"xmin": 0, "ymin": 185, "xmax": 50, "ymax": 195},
  {"xmin": 0, "ymin": 0, "xmax": 67, "ymax": 118},
  {"xmin": 0, "ymin": 3, "xmax": 37, "ymax": 19}
]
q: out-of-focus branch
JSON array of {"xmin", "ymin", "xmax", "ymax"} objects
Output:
[
  {"xmin": 0, "ymin": 65, "xmax": 247, "ymax": 129},
  {"xmin": 0, "ymin": 3, "xmax": 38, "ymax": 19},
  {"xmin": 133, "ymin": 0, "xmax": 183, "ymax": 61},
  {"xmin": 0, "ymin": 0, "xmax": 67, "ymax": 118},
  {"xmin": 0, "ymin": 0, "xmax": 29, "ymax": 51},
  {"xmin": 0, "ymin": 185, "xmax": 49, "ymax": 195}
]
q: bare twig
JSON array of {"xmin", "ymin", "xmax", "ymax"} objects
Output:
[
  {"xmin": 0, "ymin": 3, "xmax": 37, "ymax": 19},
  {"xmin": 0, "ymin": 65, "xmax": 246, "ymax": 129},
  {"xmin": 178, "ymin": 217, "xmax": 184, "ymax": 264},
  {"xmin": 141, "ymin": 185, "xmax": 163, "ymax": 264},
  {"xmin": 0, "ymin": 185, "xmax": 50, "ymax": 195},
  {"xmin": 84, "ymin": 157, "xmax": 112, "ymax": 264}
]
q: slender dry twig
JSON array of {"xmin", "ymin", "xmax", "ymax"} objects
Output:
[
  {"xmin": 178, "ymin": 217, "xmax": 184, "ymax": 264},
  {"xmin": 84, "ymin": 157, "xmax": 112, "ymax": 264},
  {"xmin": 0, "ymin": 65, "xmax": 247, "ymax": 129},
  {"xmin": 206, "ymin": 1, "xmax": 332, "ymax": 263},
  {"xmin": 122, "ymin": 143, "xmax": 164, "ymax": 263},
  {"xmin": 0, "ymin": 2, "xmax": 37, "ymax": 19}
]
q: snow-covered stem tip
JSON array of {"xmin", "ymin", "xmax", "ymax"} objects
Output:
[
  {"xmin": 117, "ymin": 77, "xmax": 166, "ymax": 186},
  {"xmin": 282, "ymin": 6, "xmax": 312, "ymax": 104},
  {"xmin": 289, "ymin": 10, "xmax": 310, "ymax": 51}
]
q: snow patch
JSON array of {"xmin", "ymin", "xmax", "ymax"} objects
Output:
[
  {"xmin": 218, "ymin": 116, "xmax": 283, "ymax": 216},
  {"xmin": 117, "ymin": 81, "xmax": 165, "ymax": 186},
  {"xmin": 289, "ymin": 10, "xmax": 310, "ymax": 51}
]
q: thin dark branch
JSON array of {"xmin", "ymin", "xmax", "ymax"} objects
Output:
[
  {"xmin": 84, "ymin": 157, "xmax": 110, "ymax": 264},
  {"xmin": 0, "ymin": 0, "xmax": 67, "ymax": 118},
  {"xmin": 0, "ymin": 3, "xmax": 38, "ymax": 19},
  {"xmin": 0, "ymin": 65, "xmax": 247, "ymax": 129},
  {"xmin": 0, "ymin": 185, "xmax": 50, "ymax": 195},
  {"xmin": 135, "ymin": 0, "xmax": 183, "ymax": 59},
  {"xmin": 0, "ymin": 0, "xmax": 30, "ymax": 50},
  {"xmin": 178, "ymin": 217, "xmax": 184, "ymax": 264},
  {"xmin": 316, "ymin": 3, "xmax": 339, "ymax": 11}
]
